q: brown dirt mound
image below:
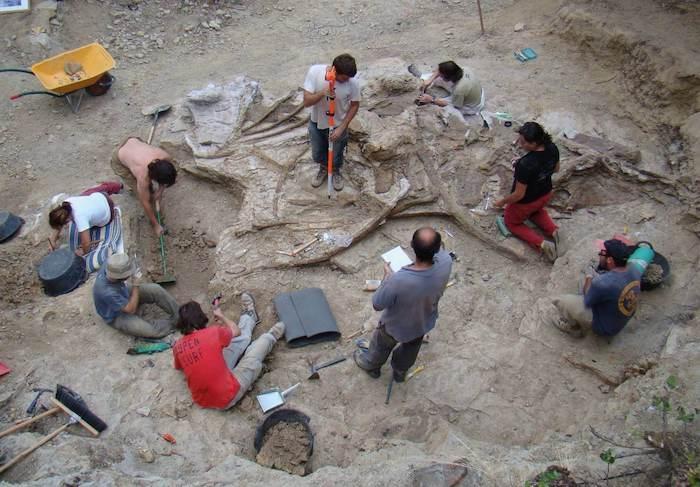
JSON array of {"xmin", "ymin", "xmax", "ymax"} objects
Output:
[{"xmin": 255, "ymin": 421, "xmax": 313, "ymax": 476}]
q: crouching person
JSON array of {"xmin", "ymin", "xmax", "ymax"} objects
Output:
[
  {"xmin": 93, "ymin": 253, "xmax": 178, "ymax": 338},
  {"xmin": 173, "ymin": 293, "xmax": 285, "ymax": 409},
  {"xmin": 551, "ymin": 239, "xmax": 652, "ymax": 338}
]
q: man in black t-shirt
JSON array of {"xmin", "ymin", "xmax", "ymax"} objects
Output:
[{"xmin": 494, "ymin": 122, "xmax": 561, "ymax": 262}]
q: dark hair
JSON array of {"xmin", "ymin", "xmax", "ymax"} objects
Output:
[
  {"xmin": 411, "ymin": 227, "xmax": 442, "ymax": 263},
  {"xmin": 49, "ymin": 201, "xmax": 72, "ymax": 229},
  {"xmin": 332, "ymin": 53, "xmax": 357, "ymax": 77},
  {"xmin": 438, "ymin": 61, "xmax": 464, "ymax": 83},
  {"xmin": 518, "ymin": 122, "xmax": 552, "ymax": 146},
  {"xmin": 603, "ymin": 239, "xmax": 633, "ymax": 267},
  {"xmin": 148, "ymin": 159, "xmax": 177, "ymax": 187},
  {"xmin": 176, "ymin": 301, "xmax": 209, "ymax": 335}
]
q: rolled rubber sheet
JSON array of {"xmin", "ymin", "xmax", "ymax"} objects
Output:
[{"xmin": 273, "ymin": 288, "xmax": 340, "ymax": 348}]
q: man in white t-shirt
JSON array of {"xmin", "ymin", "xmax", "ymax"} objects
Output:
[{"xmin": 303, "ymin": 53, "xmax": 361, "ymax": 191}]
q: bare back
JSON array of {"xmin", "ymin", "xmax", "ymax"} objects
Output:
[{"xmin": 117, "ymin": 138, "xmax": 171, "ymax": 183}]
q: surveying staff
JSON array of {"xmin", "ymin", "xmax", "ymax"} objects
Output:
[
  {"xmin": 354, "ymin": 227, "xmax": 452, "ymax": 381},
  {"xmin": 303, "ymin": 53, "xmax": 361, "ymax": 191}
]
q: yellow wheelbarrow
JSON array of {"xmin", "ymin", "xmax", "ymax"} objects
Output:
[{"xmin": 2, "ymin": 43, "xmax": 116, "ymax": 113}]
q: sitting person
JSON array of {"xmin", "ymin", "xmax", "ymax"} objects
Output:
[
  {"xmin": 111, "ymin": 137, "xmax": 177, "ymax": 237},
  {"xmin": 414, "ymin": 61, "xmax": 485, "ymax": 116},
  {"xmin": 551, "ymin": 239, "xmax": 652, "ymax": 338},
  {"xmin": 93, "ymin": 253, "xmax": 178, "ymax": 338},
  {"xmin": 48, "ymin": 182, "xmax": 122, "ymax": 255},
  {"xmin": 494, "ymin": 122, "xmax": 561, "ymax": 262},
  {"xmin": 172, "ymin": 295, "xmax": 285, "ymax": 409}
]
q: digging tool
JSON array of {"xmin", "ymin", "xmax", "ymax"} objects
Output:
[
  {"xmin": 26, "ymin": 388, "xmax": 53, "ymax": 415},
  {"xmin": 256, "ymin": 383, "xmax": 301, "ymax": 413},
  {"xmin": 143, "ymin": 104, "xmax": 172, "ymax": 145},
  {"xmin": 307, "ymin": 356, "xmax": 346, "ymax": 380},
  {"xmin": 406, "ymin": 365, "xmax": 425, "ymax": 382},
  {"xmin": 154, "ymin": 201, "xmax": 176, "ymax": 285},
  {"xmin": 0, "ymin": 385, "xmax": 107, "ymax": 474},
  {"xmin": 385, "ymin": 377, "xmax": 394, "ymax": 405},
  {"xmin": 291, "ymin": 234, "xmax": 320, "ymax": 256},
  {"xmin": 325, "ymin": 67, "xmax": 336, "ymax": 198}
]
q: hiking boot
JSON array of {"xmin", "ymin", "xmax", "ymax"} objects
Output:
[
  {"xmin": 393, "ymin": 369, "xmax": 407, "ymax": 383},
  {"xmin": 240, "ymin": 292, "xmax": 260, "ymax": 324},
  {"xmin": 550, "ymin": 316, "xmax": 585, "ymax": 338},
  {"xmin": 311, "ymin": 166, "xmax": 327, "ymax": 188},
  {"xmin": 407, "ymin": 64, "xmax": 422, "ymax": 78},
  {"xmin": 541, "ymin": 240, "xmax": 557, "ymax": 263},
  {"xmin": 332, "ymin": 169, "xmax": 344, "ymax": 191},
  {"xmin": 353, "ymin": 349, "xmax": 380, "ymax": 379},
  {"xmin": 269, "ymin": 322, "xmax": 285, "ymax": 340}
]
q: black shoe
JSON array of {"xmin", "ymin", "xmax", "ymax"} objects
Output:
[
  {"xmin": 353, "ymin": 350, "xmax": 380, "ymax": 379},
  {"xmin": 393, "ymin": 369, "xmax": 407, "ymax": 383}
]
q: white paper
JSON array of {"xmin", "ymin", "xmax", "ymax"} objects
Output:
[{"xmin": 381, "ymin": 246, "xmax": 413, "ymax": 272}]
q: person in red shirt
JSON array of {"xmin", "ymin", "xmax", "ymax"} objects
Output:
[{"xmin": 173, "ymin": 292, "xmax": 285, "ymax": 409}]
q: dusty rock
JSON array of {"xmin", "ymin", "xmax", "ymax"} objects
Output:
[
  {"xmin": 513, "ymin": 22, "xmax": 525, "ymax": 32},
  {"xmin": 137, "ymin": 448, "xmax": 156, "ymax": 463}
]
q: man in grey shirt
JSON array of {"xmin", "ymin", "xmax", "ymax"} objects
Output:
[{"xmin": 354, "ymin": 227, "xmax": 452, "ymax": 381}]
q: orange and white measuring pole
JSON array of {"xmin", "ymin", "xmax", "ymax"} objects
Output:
[{"xmin": 325, "ymin": 66, "xmax": 336, "ymax": 198}]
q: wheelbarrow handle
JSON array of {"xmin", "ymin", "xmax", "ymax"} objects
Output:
[
  {"xmin": 0, "ymin": 68, "xmax": 34, "ymax": 75},
  {"xmin": 11, "ymin": 91, "xmax": 65, "ymax": 100}
]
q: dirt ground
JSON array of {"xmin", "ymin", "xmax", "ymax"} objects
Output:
[{"xmin": 0, "ymin": 0, "xmax": 699, "ymax": 485}]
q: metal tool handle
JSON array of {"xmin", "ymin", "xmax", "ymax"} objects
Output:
[
  {"xmin": 147, "ymin": 111, "xmax": 160, "ymax": 145},
  {"xmin": 316, "ymin": 356, "xmax": 347, "ymax": 370},
  {"xmin": 281, "ymin": 383, "xmax": 301, "ymax": 398}
]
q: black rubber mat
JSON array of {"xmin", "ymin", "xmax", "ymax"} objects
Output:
[{"xmin": 273, "ymin": 288, "xmax": 340, "ymax": 348}]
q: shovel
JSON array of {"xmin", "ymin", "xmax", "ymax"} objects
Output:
[
  {"xmin": 155, "ymin": 200, "xmax": 176, "ymax": 285},
  {"xmin": 143, "ymin": 104, "xmax": 171, "ymax": 145},
  {"xmin": 256, "ymin": 383, "xmax": 300, "ymax": 413}
]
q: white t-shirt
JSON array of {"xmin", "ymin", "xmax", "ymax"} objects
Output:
[
  {"xmin": 303, "ymin": 64, "xmax": 361, "ymax": 129},
  {"xmin": 66, "ymin": 193, "xmax": 111, "ymax": 232}
]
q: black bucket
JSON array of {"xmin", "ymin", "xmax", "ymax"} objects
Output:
[
  {"xmin": 86, "ymin": 73, "xmax": 115, "ymax": 96},
  {"xmin": 254, "ymin": 408, "xmax": 313, "ymax": 475},
  {"xmin": 0, "ymin": 211, "xmax": 24, "ymax": 243},
  {"xmin": 38, "ymin": 247, "xmax": 87, "ymax": 296}
]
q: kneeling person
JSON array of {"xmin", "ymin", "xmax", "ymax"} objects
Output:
[
  {"xmin": 93, "ymin": 253, "xmax": 179, "ymax": 338},
  {"xmin": 173, "ymin": 295, "xmax": 285, "ymax": 410},
  {"xmin": 552, "ymin": 239, "xmax": 647, "ymax": 338}
]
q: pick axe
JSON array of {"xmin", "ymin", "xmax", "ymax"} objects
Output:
[{"xmin": 307, "ymin": 356, "xmax": 346, "ymax": 380}]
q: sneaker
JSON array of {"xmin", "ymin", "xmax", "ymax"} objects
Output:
[
  {"xmin": 240, "ymin": 292, "xmax": 260, "ymax": 324},
  {"xmin": 269, "ymin": 322, "xmax": 285, "ymax": 340},
  {"xmin": 407, "ymin": 64, "xmax": 422, "ymax": 78},
  {"xmin": 311, "ymin": 166, "xmax": 327, "ymax": 188},
  {"xmin": 541, "ymin": 240, "xmax": 557, "ymax": 263},
  {"xmin": 551, "ymin": 316, "xmax": 584, "ymax": 338},
  {"xmin": 353, "ymin": 349, "xmax": 380, "ymax": 379},
  {"xmin": 332, "ymin": 169, "xmax": 344, "ymax": 191},
  {"xmin": 393, "ymin": 369, "xmax": 407, "ymax": 383}
]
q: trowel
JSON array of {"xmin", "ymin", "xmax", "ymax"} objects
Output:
[{"xmin": 256, "ymin": 383, "xmax": 300, "ymax": 413}]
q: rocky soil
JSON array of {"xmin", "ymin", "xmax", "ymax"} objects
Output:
[{"xmin": 0, "ymin": 0, "xmax": 699, "ymax": 485}]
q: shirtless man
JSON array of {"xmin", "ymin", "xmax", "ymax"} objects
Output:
[{"xmin": 111, "ymin": 137, "xmax": 177, "ymax": 236}]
